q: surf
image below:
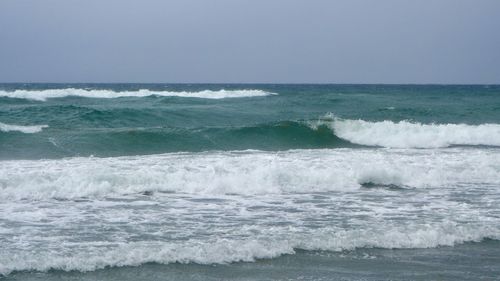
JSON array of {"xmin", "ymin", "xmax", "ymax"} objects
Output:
[
  {"xmin": 1, "ymin": 148, "xmax": 499, "ymax": 200},
  {"xmin": 1, "ymin": 223, "xmax": 498, "ymax": 276},
  {"xmin": 314, "ymin": 116, "xmax": 500, "ymax": 148}
]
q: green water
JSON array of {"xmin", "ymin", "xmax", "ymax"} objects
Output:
[{"xmin": 1, "ymin": 84, "xmax": 499, "ymax": 158}]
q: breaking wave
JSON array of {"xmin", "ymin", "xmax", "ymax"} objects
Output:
[
  {"xmin": 311, "ymin": 117, "xmax": 500, "ymax": 148},
  {"xmin": 2, "ymin": 116, "xmax": 500, "ymax": 157},
  {"xmin": 1, "ymin": 148, "xmax": 499, "ymax": 200},
  {"xmin": 0, "ymin": 122, "xmax": 48, "ymax": 133},
  {"xmin": 0, "ymin": 88, "xmax": 276, "ymax": 101},
  {"xmin": 1, "ymin": 223, "xmax": 498, "ymax": 275}
]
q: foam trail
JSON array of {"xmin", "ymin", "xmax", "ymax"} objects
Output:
[
  {"xmin": 1, "ymin": 148, "xmax": 499, "ymax": 200},
  {"xmin": 1, "ymin": 223, "xmax": 497, "ymax": 275},
  {"xmin": 0, "ymin": 88, "xmax": 276, "ymax": 101},
  {"xmin": 0, "ymin": 122, "xmax": 48, "ymax": 133},
  {"xmin": 330, "ymin": 118, "xmax": 500, "ymax": 148}
]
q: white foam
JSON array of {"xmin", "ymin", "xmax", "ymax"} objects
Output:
[
  {"xmin": 1, "ymin": 149, "xmax": 499, "ymax": 276},
  {"xmin": 0, "ymin": 88, "xmax": 276, "ymax": 101},
  {"xmin": 0, "ymin": 122, "xmax": 48, "ymax": 133},
  {"xmin": 0, "ymin": 223, "xmax": 497, "ymax": 275},
  {"xmin": 1, "ymin": 148, "xmax": 499, "ymax": 200},
  {"xmin": 356, "ymin": 168, "xmax": 404, "ymax": 186},
  {"xmin": 329, "ymin": 118, "xmax": 500, "ymax": 148}
]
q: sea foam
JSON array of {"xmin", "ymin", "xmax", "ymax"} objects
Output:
[
  {"xmin": 0, "ymin": 88, "xmax": 276, "ymax": 101},
  {"xmin": 0, "ymin": 122, "xmax": 48, "ymax": 133},
  {"xmin": 1, "ymin": 223, "xmax": 497, "ymax": 275},
  {"xmin": 1, "ymin": 148, "xmax": 499, "ymax": 200}
]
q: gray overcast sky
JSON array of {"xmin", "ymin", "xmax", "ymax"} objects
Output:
[{"xmin": 1, "ymin": 0, "xmax": 499, "ymax": 84}]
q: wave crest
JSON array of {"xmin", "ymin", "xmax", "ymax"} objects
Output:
[
  {"xmin": 0, "ymin": 88, "xmax": 276, "ymax": 101},
  {"xmin": 0, "ymin": 122, "xmax": 48, "ymax": 133},
  {"xmin": 324, "ymin": 118, "xmax": 500, "ymax": 148}
]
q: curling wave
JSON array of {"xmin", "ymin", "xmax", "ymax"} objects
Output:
[
  {"xmin": 323, "ymin": 118, "xmax": 500, "ymax": 148},
  {"xmin": 0, "ymin": 88, "xmax": 276, "ymax": 101},
  {"xmin": 2, "ymin": 117, "xmax": 500, "ymax": 158}
]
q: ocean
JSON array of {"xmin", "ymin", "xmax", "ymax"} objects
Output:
[{"xmin": 0, "ymin": 84, "xmax": 499, "ymax": 280}]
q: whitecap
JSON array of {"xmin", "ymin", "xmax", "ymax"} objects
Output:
[
  {"xmin": 314, "ymin": 116, "xmax": 500, "ymax": 148},
  {"xmin": 0, "ymin": 88, "xmax": 276, "ymax": 101},
  {"xmin": 0, "ymin": 122, "xmax": 48, "ymax": 133}
]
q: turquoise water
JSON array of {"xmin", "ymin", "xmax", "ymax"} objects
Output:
[
  {"xmin": 2, "ymin": 84, "xmax": 500, "ymax": 158},
  {"xmin": 1, "ymin": 84, "xmax": 500, "ymax": 280}
]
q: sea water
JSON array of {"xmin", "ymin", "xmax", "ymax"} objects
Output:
[{"xmin": 1, "ymin": 84, "xmax": 499, "ymax": 280}]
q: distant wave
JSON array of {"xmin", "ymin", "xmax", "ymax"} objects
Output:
[
  {"xmin": 0, "ymin": 122, "xmax": 48, "ymax": 133},
  {"xmin": 1, "ymin": 223, "xmax": 498, "ymax": 275},
  {"xmin": 1, "ymin": 148, "xmax": 499, "ymax": 200},
  {"xmin": 310, "ymin": 116, "xmax": 500, "ymax": 148},
  {"xmin": 0, "ymin": 88, "xmax": 276, "ymax": 101}
]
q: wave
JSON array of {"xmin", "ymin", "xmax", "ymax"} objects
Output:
[
  {"xmin": 0, "ymin": 88, "xmax": 276, "ymax": 101},
  {"xmin": 1, "ymin": 148, "xmax": 499, "ymax": 200},
  {"xmin": 0, "ymin": 121, "xmax": 356, "ymax": 159},
  {"xmin": 2, "ymin": 223, "xmax": 498, "ymax": 275},
  {"xmin": 2, "ymin": 116, "xmax": 500, "ymax": 158},
  {"xmin": 0, "ymin": 122, "xmax": 48, "ymax": 133},
  {"xmin": 314, "ymin": 117, "xmax": 500, "ymax": 148}
]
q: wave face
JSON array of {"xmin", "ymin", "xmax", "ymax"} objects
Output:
[
  {"xmin": 0, "ymin": 88, "xmax": 275, "ymax": 101},
  {"xmin": 0, "ymin": 121, "xmax": 356, "ymax": 159},
  {"xmin": 327, "ymin": 118, "xmax": 500, "ymax": 148},
  {"xmin": 2, "ymin": 118, "xmax": 500, "ymax": 159},
  {"xmin": 0, "ymin": 122, "xmax": 48, "ymax": 133}
]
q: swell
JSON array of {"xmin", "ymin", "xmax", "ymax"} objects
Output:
[
  {"xmin": 0, "ymin": 121, "xmax": 356, "ymax": 159},
  {"xmin": 3, "ymin": 116, "xmax": 500, "ymax": 159}
]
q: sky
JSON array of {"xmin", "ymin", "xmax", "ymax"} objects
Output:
[{"xmin": 0, "ymin": 0, "xmax": 499, "ymax": 84}]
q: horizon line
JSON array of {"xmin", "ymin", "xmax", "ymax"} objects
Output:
[{"xmin": 1, "ymin": 82, "xmax": 499, "ymax": 86}]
